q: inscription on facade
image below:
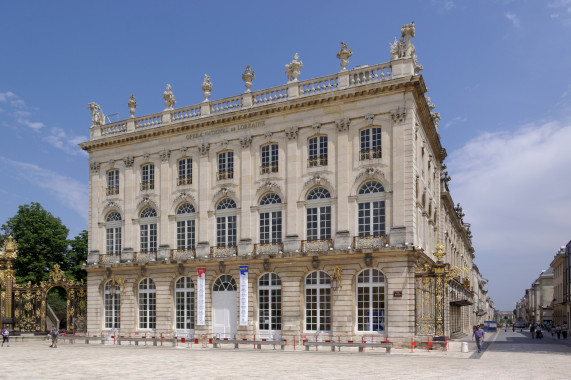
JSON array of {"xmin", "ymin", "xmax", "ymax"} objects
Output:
[{"xmin": 185, "ymin": 120, "xmax": 265, "ymax": 140}]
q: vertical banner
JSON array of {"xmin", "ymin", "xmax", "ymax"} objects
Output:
[
  {"xmin": 197, "ymin": 267, "xmax": 206, "ymax": 325},
  {"xmin": 239, "ymin": 265, "xmax": 248, "ymax": 326}
]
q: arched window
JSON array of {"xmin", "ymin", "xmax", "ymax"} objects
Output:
[
  {"xmin": 258, "ymin": 273, "xmax": 282, "ymax": 335},
  {"xmin": 357, "ymin": 181, "xmax": 385, "ymax": 237},
  {"xmin": 306, "ymin": 187, "xmax": 331, "ymax": 240},
  {"xmin": 104, "ymin": 280, "xmax": 120, "ymax": 329},
  {"xmin": 259, "ymin": 193, "xmax": 282, "ymax": 244},
  {"xmin": 138, "ymin": 278, "xmax": 156, "ymax": 329},
  {"xmin": 105, "ymin": 212, "xmax": 122, "ymax": 255},
  {"xmin": 305, "ymin": 271, "xmax": 331, "ymax": 332},
  {"xmin": 140, "ymin": 207, "xmax": 157, "ymax": 252},
  {"xmin": 176, "ymin": 203, "xmax": 196, "ymax": 249},
  {"xmin": 216, "ymin": 198, "xmax": 237, "ymax": 247},
  {"xmin": 356, "ymin": 269, "xmax": 386, "ymax": 332},
  {"xmin": 213, "ymin": 275, "xmax": 237, "ymax": 291},
  {"xmin": 175, "ymin": 277, "xmax": 195, "ymax": 331}
]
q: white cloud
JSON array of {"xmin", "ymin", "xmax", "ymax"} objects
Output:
[
  {"xmin": 44, "ymin": 127, "xmax": 88, "ymax": 156},
  {"xmin": 548, "ymin": 0, "xmax": 571, "ymax": 23},
  {"xmin": 447, "ymin": 122, "xmax": 571, "ymax": 308},
  {"xmin": 0, "ymin": 157, "xmax": 88, "ymax": 220},
  {"xmin": 505, "ymin": 12, "xmax": 521, "ymax": 27},
  {"xmin": 443, "ymin": 116, "xmax": 467, "ymax": 129},
  {"xmin": 431, "ymin": 0, "xmax": 455, "ymax": 12}
]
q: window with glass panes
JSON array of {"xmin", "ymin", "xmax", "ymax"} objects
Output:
[
  {"xmin": 259, "ymin": 193, "xmax": 282, "ymax": 244},
  {"xmin": 305, "ymin": 271, "xmax": 331, "ymax": 332},
  {"xmin": 141, "ymin": 164, "xmax": 155, "ymax": 190},
  {"xmin": 138, "ymin": 278, "xmax": 156, "ymax": 329},
  {"xmin": 356, "ymin": 269, "xmax": 385, "ymax": 332},
  {"xmin": 258, "ymin": 273, "xmax": 282, "ymax": 331},
  {"xmin": 177, "ymin": 158, "xmax": 192, "ymax": 185},
  {"xmin": 107, "ymin": 169, "xmax": 119, "ymax": 195},
  {"xmin": 308, "ymin": 136, "xmax": 328, "ymax": 167},
  {"xmin": 104, "ymin": 280, "xmax": 120, "ymax": 329},
  {"xmin": 357, "ymin": 181, "xmax": 386, "ymax": 236},
  {"xmin": 217, "ymin": 151, "xmax": 234, "ymax": 180},
  {"xmin": 176, "ymin": 203, "xmax": 196, "ymax": 249},
  {"xmin": 216, "ymin": 198, "xmax": 237, "ymax": 247},
  {"xmin": 360, "ymin": 127, "xmax": 382, "ymax": 160},
  {"xmin": 106, "ymin": 212, "xmax": 122, "ymax": 255},
  {"xmin": 140, "ymin": 208, "xmax": 157, "ymax": 252},
  {"xmin": 261, "ymin": 144, "xmax": 278, "ymax": 174},
  {"xmin": 306, "ymin": 187, "xmax": 331, "ymax": 240},
  {"xmin": 175, "ymin": 277, "xmax": 195, "ymax": 330}
]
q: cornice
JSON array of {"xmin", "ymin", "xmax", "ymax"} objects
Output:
[{"xmin": 80, "ymin": 77, "xmax": 416, "ymax": 153}]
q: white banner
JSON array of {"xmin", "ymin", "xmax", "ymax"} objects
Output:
[
  {"xmin": 197, "ymin": 267, "xmax": 206, "ymax": 325},
  {"xmin": 239, "ymin": 265, "xmax": 248, "ymax": 326}
]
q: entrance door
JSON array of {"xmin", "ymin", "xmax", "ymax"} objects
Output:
[{"xmin": 212, "ymin": 275, "xmax": 237, "ymax": 338}]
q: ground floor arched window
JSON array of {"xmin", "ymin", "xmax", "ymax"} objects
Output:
[
  {"xmin": 305, "ymin": 271, "xmax": 331, "ymax": 332},
  {"xmin": 104, "ymin": 280, "xmax": 120, "ymax": 329},
  {"xmin": 175, "ymin": 276, "xmax": 195, "ymax": 331},
  {"xmin": 138, "ymin": 278, "xmax": 156, "ymax": 329},
  {"xmin": 258, "ymin": 273, "xmax": 282, "ymax": 337},
  {"xmin": 356, "ymin": 268, "xmax": 385, "ymax": 333}
]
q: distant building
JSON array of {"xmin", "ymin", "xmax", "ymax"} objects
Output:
[
  {"xmin": 80, "ymin": 24, "xmax": 491, "ymax": 341},
  {"xmin": 551, "ymin": 244, "xmax": 570, "ymax": 326}
]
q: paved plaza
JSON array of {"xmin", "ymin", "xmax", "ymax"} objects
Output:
[{"xmin": 2, "ymin": 329, "xmax": 571, "ymax": 379}]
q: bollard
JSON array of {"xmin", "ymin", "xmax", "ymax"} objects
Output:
[{"xmin": 461, "ymin": 342, "xmax": 468, "ymax": 353}]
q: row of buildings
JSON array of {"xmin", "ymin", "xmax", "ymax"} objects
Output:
[
  {"xmin": 516, "ymin": 241, "xmax": 571, "ymax": 327},
  {"xmin": 80, "ymin": 23, "xmax": 494, "ymax": 341}
]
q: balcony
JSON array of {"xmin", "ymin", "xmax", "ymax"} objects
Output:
[
  {"xmin": 254, "ymin": 242, "xmax": 283, "ymax": 255},
  {"xmin": 99, "ymin": 253, "xmax": 121, "ymax": 264},
  {"xmin": 106, "ymin": 186, "xmax": 119, "ymax": 196},
  {"xmin": 177, "ymin": 176, "xmax": 192, "ymax": 186},
  {"xmin": 353, "ymin": 235, "xmax": 387, "ymax": 249},
  {"xmin": 359, "ymin": 148, "xmax": 382, "ymax": 160},
  {"xmin": 171, "ymin": 248, "xmax": 196, "ymax": 260},
  {"xmin": 140, "ymin": 181, "xmax": 155, "ymax": 191},
  {"xmin": 134, "ymin": 251, "xmax": 157, "ymax": 263},
  {"xmin": 260, "ymin": 164, "xmax": 278, "ymax": 175},
  {"xmin": 301, "ymin": 239, "xmax": 333, "ymax": 253},
  {"xmin": 211, "ymin": 245, "xmax": 237, "ymax": 258},
  {"xmin": 307, "ymin": 156, "xmax": 328, "ymax": 168},
  {"xmin": 217, "ymin": 170, "xmax": 234, "ymax": 181}
]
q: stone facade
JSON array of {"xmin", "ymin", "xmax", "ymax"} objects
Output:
[{"xmin": 80, "ymin": 24, "xmax": 485, "ymax": 340}]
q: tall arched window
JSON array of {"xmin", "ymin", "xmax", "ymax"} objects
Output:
[
  {"xmin": 356, "ymin": 269, "xmax": 386, "ymax": 332},
  {"xmin": 258, "ymin": 273, "xmax": 282, "ymax": 335},
  {"xmin": 357, "ymin": 181, "xmax": 385, "ymax": 237},
  {"xmin": 138, "ymin": 278, "xmax": 156, "ymax": 329},
  {"xmin": 305, "ymin": 271, "xmax": 331, "ymax": 332},
  {"xmin": 105, "ymin": 211, "xmax": 122, "ymax": 255},
  {"xmin": 176, "ymin": 203, "xmax": 196, "ymax": 249},
  {"xmin": 306, "ymin": 187, "xmax": 331, "ymax": 240},
  {"xmin": 140, "ymin": 207, "xmax": 157, "ymax": 252},
  {"xmin": 259, "ymin": 193, "xmax": 282, "ymax": 244},
  {"xmin": 104, "ymin": 280, "xmax": 120, "ymax": 329},
  {"xmin": 175, "ymin": 277, "xmax": 195, "ymax": 331},
  {"xmin": 216, "ymin": 198, "xmax": 237, "ymax": 247},
  {"xmin": 213, "ymin": 274, "xmax": 237, "ymax": 291}
]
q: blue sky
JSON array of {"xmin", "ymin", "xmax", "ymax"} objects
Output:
[{"xmin": 1, "ymin": 0, "xmax": 570, "ymax": 311}]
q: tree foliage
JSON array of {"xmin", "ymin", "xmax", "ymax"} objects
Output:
[
  {"xmin": 67, "ymin": 229, "xmax": 88, "ymax": 282},
  {"xmin": 1, "ymin": 202, "xmax": 72, "ymax": 284}
]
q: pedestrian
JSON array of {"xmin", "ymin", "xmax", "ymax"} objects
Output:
[
  {"xmin": 512, "ymin": 324, "xmax": 515, "ymax": 332},
  {"xmin": 1, "ymin": 326, "xmax": 9, "ymax": 347},
  {"xmin": 556, "ymin": 325, "xmax": 561, "ymax": 339},
  {"xmin": 50, "ymin": 327, "xmax": 58, "ymax": 348},
  {"xmin": 530, "ymin": 323, "xmax": 536, "ymax": 339},
  {"xmin": 563, "ymin": 324, "xmax": 568, "ymax": 339},
  {"xmin": 472, "ymin": 325, "xmax": 485, "ymax": 353}
]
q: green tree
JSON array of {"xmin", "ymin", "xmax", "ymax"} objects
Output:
[
  {"xmin": 1, "ymin": 202, "xmax": 70, "ymax": 284},
  {"xmin": 67, "ymin": 230, "xmax": 88, "ymax": 282}
]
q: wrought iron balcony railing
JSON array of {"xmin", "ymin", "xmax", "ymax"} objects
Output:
[
  {"xmin": 106, "ymin": 186, "xmax": 119, "ymax": 196},
  {"xmin": 217, "ymin": 170, "xmax": 234, "ymax": 181},
  {"xmin": 99, "ymin": 253, "xmax": 121, "ymax": 264},
  {"xmin": 260, "ymin": 164, "xmax": 278, "ymax": 174},
  {"xmin": 171, "ymin": 248, "xmax": 196, "ymax": 260},
  {"xmin": 301, "ymin": 239, "xmax": 333, "ymax": 252},
  {"xmin": 353, "ymin": 235, "xmax": 388, "ymax": 249},
  {"xmin": 254, "ymin": 242, "xmax": 283, "ymax": 255},
  {"xmin": 211, "ymin": 245, "xmax": 237, "ymax": 258},
  {"xmin": 140, "ymin": 181, "xmax": 155, "ymax": 191},
  {"xmin": 177, "ymin": 176, "xmax": 192, "ymax": 186},
  {"xmin": 307, "ymin": 156, "xmax": 328, "ymax": 168},
  {"xmin": 134, "ymin": 251, "xmax": 157, "ymax": 263},
  {"xmin": 359, "ymin": 148, "xmax": 382, "ymax": 160}
]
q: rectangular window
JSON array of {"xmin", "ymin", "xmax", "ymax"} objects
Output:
[
  {"xmin": 107, "ymin": 170, "xmax": 119, "ymax": 195},
  {"xmin": 259, "ymin": 211, "xmax": 282, "ymax": 244},
  {"xmin": 358, "ymin": 201, "xmax": 386, "ymax": 236},
  {"xmin": 138, "ymin": 292, "xmax": 156, "ymax": 329},
  {"xmin": 217, "ymin": 152, "xmax": 234, "ymax": 180},
  {"xmin": 175, "ymin": 289, "xmax": 194, "ymax": 330},
  {"xmin": 360, "ymin": 128, "xmax": 382, "ymax": 160},
  {"xmin": 308, "ymin": 136, "xmax": 328, "ymax": 167},
  {"xmin": 106, "ymin": 227, "xmax": 122, "ymax": 255},
  {"xmin": 261, "ymin": 144, "xmax": 279, "ymax": 174},
  {"xmin": 306, "ymin": 206, "xmax": 331, "ymax": 240},
  {"xmin": 177, "ymin": 158, "xmax": 193, "ymax": 185},
  {"xmin": 176, "ymin": 220, "xmax": 195, "ymax": 249},
  {"xmin": 104, "ymin": 293, "xmax": 120, "ymax": 329},
  {"xmin": 217, "ymin": 215, "xmax": 236, "ymax": 247},
  {"xmin": 141, "ymin": 164, "xmax": 155, "ymax": 190},
  {"xmin": 140, "ymin": 223, "xmax": 157, "ymax": 252}
]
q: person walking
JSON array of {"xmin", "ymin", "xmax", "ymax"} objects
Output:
[
  {"xmin": 1, "ymin": 326, "xmax": 9, "ymax": 347},
  {"xmin": 556, "ymin": 325, "xmax": 561, "ymax": 339},
  {"xmin": 472, "ymin": 325, "xmax": 485, "ymax": 353},
  {"xmin": 512, "ymin": 323, "xmax": 515, "ymax": 332},
  {"xmin": 562, "ymin": 324, "xmax": 568, "ymax": 339},
  {"xmin": 50, "ymin": 327, "xmax": 58, "ymax": 348},
  {"xmin": 530, "ymin": 323, "xmax": 536, "ymax": 339}
]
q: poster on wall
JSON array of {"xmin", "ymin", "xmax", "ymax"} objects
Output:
[
  {"xmin": 197, "ymin": 267, "xmax": 206, "ymax": 325},
  {"xmin": 239, "ymin": 265, "xmax": 248, "ymax": 326}
]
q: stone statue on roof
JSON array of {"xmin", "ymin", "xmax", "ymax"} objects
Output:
[
  {"xmin": 87, "ymin": 102, "xmax": 105, "ymax": 126},
  {"xmin": 285, "ymin": 53, "xmax": 303, "ymax": 82},
  {"xmin": 163, "ymin": 84, "xmax": 176, "ymax": 109}
]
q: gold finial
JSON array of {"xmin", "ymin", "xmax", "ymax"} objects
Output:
[
  {"xmin": 2, "ymin": 236, "xmax": 18, "ymax": 259},
  {"xmin": 434, "ymin": 243, "xmax": 445, "ymax": 262}
]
